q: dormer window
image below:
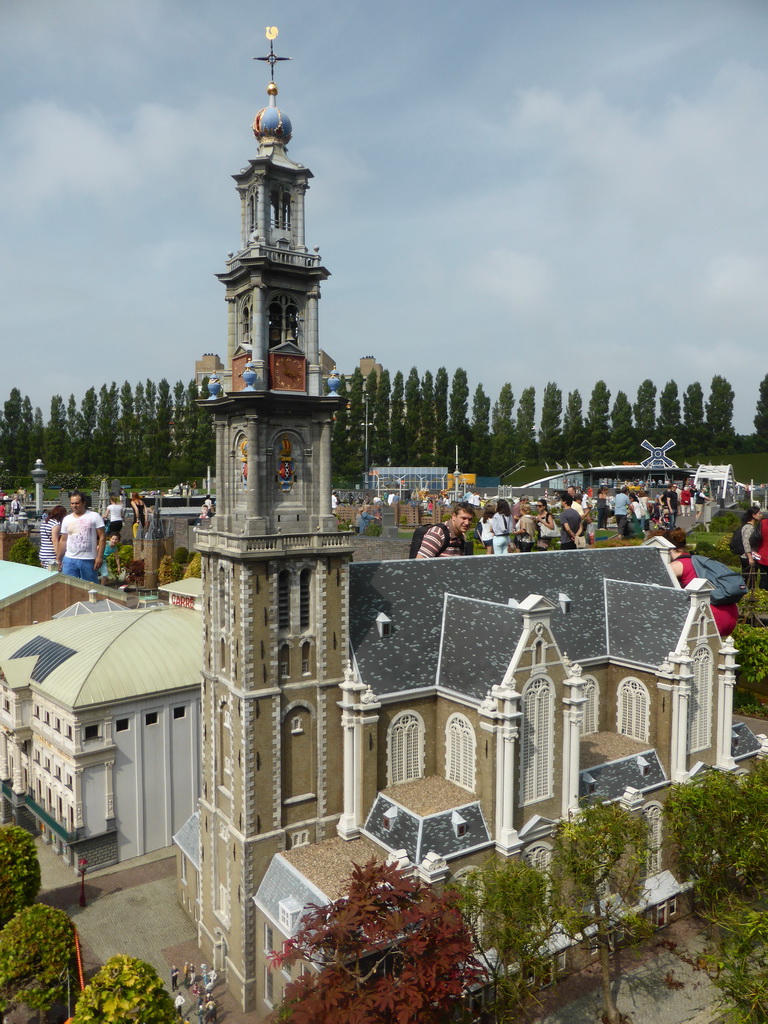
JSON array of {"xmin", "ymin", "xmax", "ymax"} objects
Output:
[
  {"xmin": 278, "ymin": 896, "xmax": 303, "ymax": 935},
  {"xmin": 376, "ymin": 612, "xmax": 392, "ymax": 639},
  {"xmin": 382, "ymin": 805, "xmax": 398, "ymax": 830},
  {"xmin": 584, "ymin": 772, "xmax": 597, "ymax": 795},
  {"xmin": 636, "ymin": 756, "xmax": 650, "ymax": 778},
  {"xmin": 451, "ymin": 810, "xmax": 467, "ymax": 839}
]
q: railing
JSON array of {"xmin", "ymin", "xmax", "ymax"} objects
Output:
[
  {"xmin": 196, "ymin": 531, "xmax": 350, "ymax": 554},
  {"xmin": 228, "ymin": 243, "xmax": 322, "ymax": 270},
  {"xmin": 25, "ymin": 792, "xmax": 78, "ymax": 843}
]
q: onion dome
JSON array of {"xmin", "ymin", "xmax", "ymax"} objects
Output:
[{"xmin": 253, "ymin": 82, "xmax": 292, "ymax": 143}]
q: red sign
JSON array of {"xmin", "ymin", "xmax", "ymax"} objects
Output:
[{"xmin": 171, "ymin": 594, "xmax": 197, "ymax": 609}]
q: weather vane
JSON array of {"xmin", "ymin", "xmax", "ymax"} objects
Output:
[{"xmin": 254, "ymin": 26, "xmax": 291, "ymax": 82}]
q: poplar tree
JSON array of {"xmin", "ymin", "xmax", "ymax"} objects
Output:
[
  {"xmin": 46, "ymin": 396, "xmax": 69, "ymax": 470},
  {"xmin": 516, "ymin": 386, "xmax": 538, "ymax": 464},
  {"xmin": 633, "ymin": 379, "xmax": 657, "ymax": 440},
  {"xmin": 403, "ymin": 367, "xmax": 422, "ymax": 464},
  {"xmin": 469, "ymin": 383, "xmax": 491, "ymax": 475},
  {"xmin": 562, "ymin": 390, "xmax": 588, "ymax": 466},
  {"xmin": 346, "ymin": 368, "xmax": 365, "ymax": 477},
  {"xmin": 586, "ymin": 381, "xmax": 612, "ymax": 464},
  {"xmin": 657, "ymin": 380, "xmax": 681, "ymax": 439},
  {"xmin": 362, "ymin": 370, "xmax": 378, "ymax": 473},
  {"xmin": 372, "ymin": 369, "xmax": 390, "ymax": 465},
  {"xmin": 754, "ymin": 374, "xmax": 768, "ymax": 451},
  {"xmin": 538, "ymin": 382, "xmax": 563, "ymax": 465},
  {"xmin": 448, "ymin": 368, "xmax": 471, "ymax": 467},
  {"xmin": 434, "ymin": 368, "xmax": 450, "ymax": 466},
  {"xmin": 389, "ymin": 372, "xmax": 406, "ymax": 464},
  {"xmin": 682, "ymin": 382, "xmax": 707, "ymax": 456},
  {"xmin": 418, "ymin": 369, "xmax": 436, "ymax": 464},
  {"xmin": 611, "ymin": 390, "xmax": 636, "ymax": 461},
  {"xmin": 489, "ymin": 384, "xmax": 516, "ymax": 477},
  {"xmin": 77, "ymin": 388, "xmax": 98, "ymax": 474},
  {"xmin": 331, "ymin": 375, "xmax": 350, "ymax": 478},
  {"xmin": 705, "ymin": 375, "xmax": 736, "ymax": 455}
]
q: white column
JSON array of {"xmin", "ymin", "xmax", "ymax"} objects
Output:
[
  {"xmin": 716, "ymin": 637, "xmax": 737, "ymax": 770},
  {"xmin": 257, "ymin": 178, "xmax": 269, "ymax": 241},
  {"xmin": 11, "ymin": 741, "xmax": 24, "ymax": 794},
  {"xmin": 104, "ymin": 760, "xmax": 115, "ymax": 819},
  {"xmin": 671, "ymin": 680, "xmax": 691, "ymax": 782},
  {"xmin": 295, "ymin": 184, "xmax": 307, "ymax": 248},
  {"xmin": 337, "ymin": 666, "xmax": 366, "ymax": 840},
  {"xmin": 0, "ymin": 735, "xmax": 8, "ymax": 780},
  {"xmin": 305, "ymin": 289, "xmax": 320, "ymax": 396},
  {"xmin": 226, "ymin": 296, "xmax": 237, "ymax": 366},
  {"xmin": 492, "ymin": 683, "xmax": 521, "ymax": 853},
  {"xmin": 74, "ymin": 769, "xmax": 84, "ymax": 828},
  {"xmin": 561, "ymin": 668, "xmax": 585, "ymax": 817},
  {"xmin": 252, "ymin": 283, "xmax": 267, "ymax": 377},
  {"xmin": 237, "ymin": 188, "xmax": 247, "ymax": 248}
]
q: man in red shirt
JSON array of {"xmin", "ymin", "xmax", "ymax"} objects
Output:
[{"xmin": 416, "ymin": 502, "xmax": 475, "ymax": 558}]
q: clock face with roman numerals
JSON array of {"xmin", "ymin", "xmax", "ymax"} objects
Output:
[{"xmin": 271, "ymin": 353, "xmax": 306, "ymax": 392}]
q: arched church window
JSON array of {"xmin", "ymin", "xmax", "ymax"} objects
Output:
[
  {"xmin": 525, "ymin": 844, "xmax": 552, "ymax": 873},
  {"xmin": 445, "ymin": 714, "xmax": 475, "ymax": 791},
  {"xmin": 268, "ymin": 295, "xmax": 299, "ymax": 348},
  {"xmin": 520, "ymin": 677, "xmax": 554, "ymax": 804},
  {"xmin": 299, "ymin": 569, "xmax": 311, "ymax": 630},
  {"xmin": 688, "ymin": 646, "xmax": 712, "ymax": 753},
  {"xmin": 580, "ymin": 678, "xmax": 599, "ymax": 735},
  {"xmin": 278, "ymin": 571, "xmax": 290, "ymax": 630},
  {"xmin": 270, "ymin": 186, "xmax": 291, "ymax": 230},
  {"xmin": 388, "ymin": 712, "xmax": 423, "ymax": 785},
  {"xmin": 617, "ymin": 678, "xmax": 650, "ymax": 742}
]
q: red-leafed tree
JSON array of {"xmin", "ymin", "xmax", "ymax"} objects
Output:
[{"xmin": 268, "ymin": 859, "xmax": 484, "ymax": 1024}]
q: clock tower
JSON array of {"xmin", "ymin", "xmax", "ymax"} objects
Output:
[{"xmin": 194, "ymin": 32, "xmax": 352, "ymax": 1012}]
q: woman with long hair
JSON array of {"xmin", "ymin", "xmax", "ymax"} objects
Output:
[
  {"xmin": 131, "ymin": 492, "xmax": 147, "ymax": 539},
  {"xmin": 491, "ymin": 499, "xmax": 512, "ymax": 555},
  {"xmin": 479, "ymin": 503, "xmax": 496, "ymax": 554},
  {"xmin": 664, "ymin": 528, "xmax": 738, "ymax": 637},
  {"xmin": 39, "ymin": 505, "xmax": 66, "ymax": 570}
]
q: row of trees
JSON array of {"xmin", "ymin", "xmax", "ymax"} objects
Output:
[
  {"xmin": 332, "ymin": 368, "xmax": 768, "ymax": 481},
  {"xmin": 271, "ymin": 766, "xmax": 768, "ymax": 1024},
  {"xmin": 0, "ymin": 380, "xmax": 215, "ymax": 488}
]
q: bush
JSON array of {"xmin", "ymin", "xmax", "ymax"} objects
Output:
[
  {"xmin": 172, "ymin": 546, "xmax": 189, "ymax": 565},
  {"xmin": 733, "ymin": 687, "xmax": 768, "ymax": 718},
  {"xmin": 184, "ymin": 553, "xmax": 201, "ymax": 579},
  {"xmin": 733, "ymin": 623, "xmax": 768, "ymax": 689},
  {"xmin": 8, "ymin": 537, "xmax": 39, "ymax": 566},
  {"xmin": 157, "ymin": 556, "xmax": 175, "ymax": 586}
]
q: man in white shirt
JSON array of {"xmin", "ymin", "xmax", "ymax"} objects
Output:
[{"xmin": 57, "ymin": 491, "xmax": 106, "ymax": 583}]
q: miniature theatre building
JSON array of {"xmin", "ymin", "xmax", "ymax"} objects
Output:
[{"xmin": 0, "ymin": 607, "xmax": 202, "ymax": 869}]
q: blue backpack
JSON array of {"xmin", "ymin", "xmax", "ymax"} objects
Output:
[{"xmin": 689, "ymin": 554, "xmax": 748, "ymax": 606}]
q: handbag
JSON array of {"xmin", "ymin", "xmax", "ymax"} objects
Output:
[{"xmin": 539, "ymin": 520, "xmax": 559, "ymax": 539}]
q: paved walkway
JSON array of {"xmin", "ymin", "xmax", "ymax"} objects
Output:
[{"xmin": 9, "ymin": 838, "xmax": 730, "ymax": 1024}]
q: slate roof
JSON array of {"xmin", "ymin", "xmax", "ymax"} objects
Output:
[
  {"xmin": 173, "ymin": 811, "xmax": 200, "ymax": 870},
  {"xmin": 363, "ymin": 792, "xmax": 492, "ymax": 864},
  {"xmin": 254, "ymin": 852, "xmax": 327, "ymax": 931},
  {"xmin": 579, "ymin": 748, "xmax": 667, "ymax": 802},
  {"xmin": 605, "ymin": 580, "xmax": 690, "ymax": 665},
  {"xmin": 731, "ymin": 721, "xmax": 763, "ymax": 761},
  {"xmin": 349, "ymin": 548, "xmax": 681, "ymax": 697},
  {"xmin": 437, "ymin": 595, "xmax": 524, "ymax": 701}
]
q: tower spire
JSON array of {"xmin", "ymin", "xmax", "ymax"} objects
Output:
[{"xmin": 253, "ymin": 25, "xmax": 291, "ymax": 84}]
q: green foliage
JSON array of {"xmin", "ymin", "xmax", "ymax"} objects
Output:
[
  {"xmin": 665, "ymin": 759, "xmax": 768, "ymax": 915},
  {"xmin": 0, "ymin": 904, "xmax": 75, "ymax": 1016},
  {"xmin": 0, "ymin": 826, "xmax": 41, "ymax": 930},
  {"xmin": 586, "ymin": 380, "xmax": 611, "ymax": 463},
  {"xmin": 552, "ymin": 802, "xmax": 652, "ymax": 1024},
  {"xmin": 708, "ymin": 906, "xmax": 768, "ymax": 1023},
  {"xmin": 733, "ymin": 624, "xmax": 768, "ymax": 689},
  {"xmin": 157, "ymin": 555, "xmax": 181, "ymax": 586},
  {"xmin": 173, "ymin": 546, "xmax": 190, "ymax": 565},
  {"xmin": 72, "ymin": 954, "xmax": 176, "ymax": 1024},
  {"xmin": 184, "ymin": 553, "xmax": 202, "ymax": 579},
  {"xmin": 452, "ymin": 857, "xmax": 555, "ymax": 1020},
  {"xmin": 538, "ymin": 382, "xmax": 563, "ymax": 465},
  {"xmin": 8, "ymin": 537, "xmax": 40, "ymax": 566},
  {"xmin": 610, "ymin": 390, "xmax": 635, "ymax": 460},
  {"xmin": 516, "ymin": 386, "xmax": 538, "ymax": 464},
  {"xmin": 732, "ymin": 687, "xmax": 767, "ymax": 718}
]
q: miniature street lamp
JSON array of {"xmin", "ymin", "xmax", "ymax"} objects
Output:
[
  {"xmin": 31, "ymin": 459, "xmax": 48, "ymax": 515},
  {"xmin": 78, "ymin": 856, "xmax": 88, "ymax": 907}
]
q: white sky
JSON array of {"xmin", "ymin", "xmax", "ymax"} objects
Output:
[{"xmin": 1, "ymin": 0, "xmax": 767, "ymax": 434}]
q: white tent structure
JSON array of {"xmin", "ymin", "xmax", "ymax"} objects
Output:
[{"xmin": 692, "ymin": 464, "xmax": 740, "ymax": 503}]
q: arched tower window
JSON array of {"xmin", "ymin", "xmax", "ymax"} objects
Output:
[
  {"xmin": 268, "ymin": 295, "xmax": 299, "ymax": 348},
  {"xmin": 299, "ymin": 569, "xmax": 311, "ymax": 630},
  {"xmin": 270, "ymin": 186, "xmax": 292, "ymax": 231},
  {"xmin": 525, "ymin": 844, "xmax": 552, "ymax": 873},
  {"xmin": 240, "ymin": 302, "xmax": 251, "ymax": 347},
  {"xmin": 688, "ymin": 646, "xmax": 713, "ymax": 753},
  {"xmin": 617, "ymin": 678, "xmax": 650, "ymax": 742},
  {"xmin": 445, "ymin": 714, "xmax": 475, "ymax": 791},
  {"xmin": 580, "ymin": 678, "xmax": 599, "ymax": 735},
  {"xmin": 278, "ymin": 571, "xmax": 290, "ymax": 631},
  {"xmin": 248, "ymin": 192, "xmax": 257, "ymax": 236},
  {"xmin": 388, "ymin": 712, "xmax": 423, "ymax": 785},
  {"xmin": 520, "ymin": 677, "xmax": 554, "ymax": 804},
  {"xmin": 643, "ymin": 804, "xmax": 663, "ymax": 875},
  {"xmin": 279, "ymin": 644, "xmax": 290, "ymax": 680}
]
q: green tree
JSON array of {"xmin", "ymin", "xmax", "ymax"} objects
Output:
[
  {"xmin": 372, "ymin": 369, "xmax": 390, "ymax": 466},
  {"xmin": 754, "ymin": 374, "xmax": 768, "ymax": 451},
  {"xmin": 0, "ymin": 389, "xmax": 24, "ymax": 476},
  {"xmin": 116, "ymin": 381, "xmax": 138, "ymax": 475},
  {"xmin": 0, "ymin": 904, "xmax": 76, "ymax": 1021},
  {"xmin": 489, "ymin": 384, "xmax": 516, "ymax": 477},
  {"xmin": 665, "ymin": 759, "xmax": 768, "ymax": 917},
  {"xmin": 403, "ymin": 367, "xmax": 422, "ymax": 465},
  {"xmin": 417, "ymin": 369, "xmax": 435, "ymax": 464},
  {"xmin": 448, "ymin": 368, "xmax": 471, "ymax": 468},
  {"xmin": 72, "ymin": 954, "xmax": 176, "ymax": 1024},
  {"xmin": 707, "ymin": 907, "xmax": 768, "ymax": 1024},
  {"xmin": 538, "ymin": 382, "xmax": 563, "ymax": 466},
  {"xmin": 30, "ymin": 406, "xmax": 45, "ymax": 469},
  {"xmin": 562, "ymin": 389, "xmax": 588, "ymax": 466},
  {"xmin": 77, "ymin": 388, "xmax": 98, "ymax": 475},
  {"xmin": 683, "ymin": 382, "xmax": 707, "ymax": 455},
  {"xmin": 46, "ymin": 395, "xmax": 70, "ymax": 471},
  {"xmin": 8, "ymin": 538, "xmax": 40, "ymax": 566},
  {"xmin": 657, "ymin": 380, "xmax": 681, "ymax": 440},
  {"xmin": 705, "ymin": 374, "xmax": 736, "ymax": 455},
  {"xmin": 516, "ymin": 386, "xmax": 538, "ymax": 464},
  {"xmin": 331, "ymin": 375, "xmax": 351, "ymax": 479},
  {"xmin": 93, "ymin": 384, "xmax": 117, "ymax": 478},
  {"xmin": 270, "ymin": 860, "xmax": 482, "ymax": 1024},
  {"xmin": 362, "ymin": 370, "xmax": 378, "ymax": 474},
  {"xmin": 469, "ymin": 383, "xmax": 491, "ymax": 475},
  {"xmin": 434, "ymin": 367, "xmax": 450, "ymax": 466},
  {"xmin": 0, "ymin": 826, "xmax": 41, "ymax": 930},
  {"xmin": 633, "ymin": 379, "xmax": 657, "ymax": 440},
  {"xmin": 610, "ymin": 390, "xmax": 635, "ymax": 460},
  {"xmin": 389, "ymin": 372, "xmax": 406, "ymax": 464},
  {"xmin": 18, "ymin": 396, "xmax": 35, "ymax": 476},
  {"xmin": 586, "ymin": 381, "xmax": 612, "ymax": 464},
  {"xmin": 453, "ymin": 857, "xmax": 555, "ymax": 1022},
  {"xmin": 552, "ymin": 803, "xmax": 652, "ymax": 1024},
  {"xmin": 346, "ymin": 368, "xmax": 366, "ymax": 480}
]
